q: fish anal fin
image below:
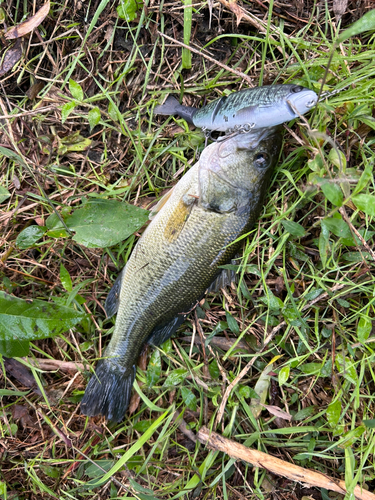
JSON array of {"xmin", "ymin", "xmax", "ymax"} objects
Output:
[
  {"xmin": 206, "ymin": 265, "xmax": 237, "ymax": 293},
  {"xmin": 147, "ymin": 314, "xmax": 187, "ymax": 346},
  {"xmin": 105, "ymin": 267, "xmax": 125, "ymax": 318}
]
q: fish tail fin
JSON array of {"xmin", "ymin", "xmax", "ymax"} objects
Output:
[
  {"xmin": 154, "ymin": 95, "xmax": 196, "ymax": 124},
  {"xmin": 154, "ymin": 95, "xmax": 180, "ymax": 115},
  {"xmin": 81, "ymin": 359, "xmax": 136, "ymax": 422}
]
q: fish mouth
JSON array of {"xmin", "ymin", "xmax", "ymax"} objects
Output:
[{"xmin": 287, "ymin": 92, "xmax": 318, "ymax": 116}]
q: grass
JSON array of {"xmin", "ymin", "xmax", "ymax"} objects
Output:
[{"xmin": 1, "ymin": 0, "xmax": 375, "ymax": 499}]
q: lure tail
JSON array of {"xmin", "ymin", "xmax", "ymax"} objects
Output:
[
  {"xmin": 154, "ymin": 95, "xmax": 196, "ymax": 124},
  {"xmin": 81, "ymin": 359, "xmax": 136, "ymax": 422}
]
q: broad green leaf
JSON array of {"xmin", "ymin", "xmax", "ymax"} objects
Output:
[
  {"xmin": 0, "ymin": 339, "xmax": 30, "ymax": 357},
  {"xmin": 321, "ymin": 182, "xmax": 343, "ymax": 207},
  {"xmin": 335, "ymin": 353, "xmax": 358, "ymax": 385},
  {"xmin": 0, "ymin": 292, "xmax": 85, "ymax": 344},
  {"xmin": 147, "ymin": 349, "xmax": 161, "ymax": 387},
  {"xmin": 304, "ymin": 288, "xmax": 324, "ymax": 301},
  {"xmin": 345, "ymin": 447, "xmax": 355, "ymax": 490},
  {"xmin": 16, "ymin": 226, "xmax": 46, "ymax": 249},
  {"xmin": 321, "ymin": 217, "xmax": 351, "ymax": 239},
  {"xmin": 61, "ymin": 101, "xmax": 76, "ymax": 124},
  {"xmin": 208, "ymin": 359, "xmax": 220, "ymax": 379},
  {"xmin": 353, "ymin": 161, "xmax": 373, "ymax": 195},
  {"xmin": 85, "ymin": 460, "xmax": 114, "ymax": 479},
  {"xmin": 293, "ymin": 406, "xmax": 316, "ymax": 421},
  {"xmin": 352, "ymin": 194, "xmax": 375, "ymax": 216},
  {"xmin": 181, "ymin": 386, "xmax": 197, "ymax": 411},
  {"xmin": 319, "ymin": 222, "xmax": 330, "ymax": 268},
  {"xmin": 281, "ymin": 220, "xmax": 306, "ymax": 237},
  {"xmin": 337, "ymin": 9, "xmax": 375, "ymax": 43},
  {"xmin": 357, "ymin": 314, "xmax": 372, "ymax": 343},
  {"xmin": 328, "ymin": 149, "xmax": 346, "ymax": 170},
  {"xmin": 60, "ymin": 263, "xmax": 73, "ymax": 292},
  {"xmin": 65, "ymin": 200, "xmax": 149, "ymax": 248},
  {"xmin": 363, "ymin": 419, "xmax": 375, "ymax": 428},
  {"xmin": 0, "ymin": 146, "xmax": 27, "ymax": 167},
  {"xmin": 237, "ymin": 385, "xmax": 258, "ymax": 399},
  {"xmin": 278, "ymin": 366, "xmax": 289, "ymax": 386},
  {"xmin": 225, "ymin": 311, "xmax": 239, "ymax": 334},
  {"xmin": 0, "ymin": 481, "xmax": 6, "ymax": 496},
  {"xmin": 58, "ymin": 131, "xmax": 91, "ymax": 155},
  {"xmin": 108, "ymin": 101, "xmax": 118, "ymax": 122},
  {"xmin": 117, "ymin": 0, "xmax": 138, "ymax": 21},
  {"xmin": 88, "ymin": 107, "xmax": 101, "ymax": 130},
  {"xmin": 41, "ymin": 466, "xmax": 61, "ymax": 479},
  {"xmin": 69, "ymin": 78, "xmax": 84, "ymax": 100},
  {"xmin": 260, "ymin": 287, "xmax": 283, "ymax": 312},
  {"xmin": 299, "ymin": 362, "xmax": 321, "ymax": 375},
  {"xmin": 163, "ymin": 368, "xmax": 188, "ymax": 387},
  {"xmin": 0, "ymin": 186, "xmax": 10, "ymax": 203},
  {"xmin": 133, "ymin": 420, "xmax": 155, "ymax": 432},
  {"xmin": 326, "ymin": 399, "xmax": 341, "ymax": 428},
  {"xmin": 339, "ymin": 426, "xmax": 365, "ymax": 448}
]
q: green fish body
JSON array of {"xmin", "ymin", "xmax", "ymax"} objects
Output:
[{"xmin": 81, "ymin": 127, "xmax": 282, "ymax": 422}]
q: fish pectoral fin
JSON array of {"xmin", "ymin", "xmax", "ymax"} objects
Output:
[
  {"xmin": 206, "ymin": 263, "xmax": 237, "ymax": 293},
  {"xmin": 163, "ymin": 195, "xmax": 196, "ymax": 242},
  {"xmin": 81, "ymin": 359, "xmax": 136, "ymax": 422},
  {"xmin": 147, "ymin": 314, "xmax": 188, "ymax": 346},
  {"xmin": 105, "ymin": 267, "xmax": 126, "ymax": 318},
  {"xmin": 149, "ymin": 187, "xmax": 175, "ymax": 220}
]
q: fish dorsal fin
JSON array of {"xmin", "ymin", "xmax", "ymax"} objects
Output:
[
  {"xmin": 105, "ymin": 267, "xmax": 126, "ymax": 318},
  {"xmin": 149, "ymin": 187, "xmax": 175, "ymax": 220}
]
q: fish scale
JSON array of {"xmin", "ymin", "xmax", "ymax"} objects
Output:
[{"xmin": 81, "ymin": 127, "xmax": 283, "ymax": 422}]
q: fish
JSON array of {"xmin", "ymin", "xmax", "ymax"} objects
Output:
[
  {"xmin": 80, "ymin": 126, "xmax": 283, "ymax": 422},
  {"xmin": 154, "ymin": 84, "xmax": 317, "ymax": 133}
]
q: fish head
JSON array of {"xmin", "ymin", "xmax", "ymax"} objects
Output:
[
  {"xmin": 198, "ymin": 128, "xmax": 282, "ymax": 212},
  {"xmin": 284, "ymin": 85, "xmax": 318, "ymax": 117}
]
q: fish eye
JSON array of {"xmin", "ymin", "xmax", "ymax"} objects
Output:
[
  {"xmin": 291, "ymin": 85, "xmax": 304, "ymax": 93},
  {"xmin": 254, "ymin": 152, "xmax": 269, "ymax": 168}
]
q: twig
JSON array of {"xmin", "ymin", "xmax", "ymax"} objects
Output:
[
  {"xmin": 197, "ymin": 426, "xmax": 375, "ymax": 500},
  {"xmin": 26, "ymin": 358, "xmax": 87, "ymax": 373},
  {"xmin": 339, "ymin": 206, "xmax": 375, "ymax": 263},
  {"xmin": 157, "ymin": 31, "xmax": 253, "ymax": 85},
  {"xmin": 216, "ymin": 0, "xmax": 284, "ymax": 55}
]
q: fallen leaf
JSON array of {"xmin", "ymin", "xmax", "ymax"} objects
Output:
[
  {"xmin": 261, "ymin": 403, "xmax": 292, "ymax": 421},
  {"xmin": 0, "ymin": 39, "xmax": 22, "ymax": 76},
  {"xmin": 26, "ymin": 80, "xmax": 45, "ymax": 99},
  {"xmin": 5, "ymin": 1, "xmax": 50, "ymax": 39}
]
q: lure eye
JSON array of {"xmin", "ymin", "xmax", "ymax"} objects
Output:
[
  {"xmin": 291, "ymin": 85, "xmax": 304, "ymax": 93},
  {"xmin": 254, "ymin": 152, "xmax": 270, "ymax": 168}
]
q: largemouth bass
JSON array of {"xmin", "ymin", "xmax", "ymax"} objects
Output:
[
  {"xmin": 81, "ymin": 127, "xmax": 282, "ymax": 422},
  {"xmin": 154, "ymin": 84, "xmax": 317, "ymax": 133}
]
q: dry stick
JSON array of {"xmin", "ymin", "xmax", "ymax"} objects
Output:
[
  {"xmin": 216, "ymin": 0, "xmax": 284, "ymax": 55},
  {"xmin": 339, "ymin": 206, "xmax": 375, "ymax": 263},
  {"xmin": 215, "ymin": 281, "xmax": 347, "ymax": 426},
  {"xmin": 197, "ymin": 426, "xmax": 375, "ymax": 500},
  {"xmin": 157, "ymin": 31, "xmax": 253, "ymax": 85}
]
